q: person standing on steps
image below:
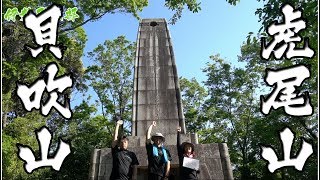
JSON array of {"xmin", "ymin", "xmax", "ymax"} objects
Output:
[
  {"xmin": 110, "ymin": 120, "xmax": 139, "ymax": 180},
  {"xmin": 146, "ymin": 121, "xmax": 172, "ymax": 180},
  {"xmin": 177, "ymin": 126, "xmax": 200, "ymax": 180}
]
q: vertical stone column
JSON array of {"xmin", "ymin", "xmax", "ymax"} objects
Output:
[
  {"xmin": 190, "ymin": 133, "xmax": 199, "ymax": 144},
  {"xmin": 88, "ymin": 149, "xmax": 100, "ymax": 180},
  {"xmin": 132, "ymin": 19, "xmax": 187, "ymax": 139},
  {"xmin": 219, "ymin": 143, "xmax": 234, "ymax": 179}
]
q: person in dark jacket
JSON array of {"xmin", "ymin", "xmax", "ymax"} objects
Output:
[
  {"xmin": 110, "ymin": 120, "xmax": 139, "ymax": 180},
  {"xmin": 177, "ymin": 126, "xmax": 199, "ymax": 180},
  {"xmin": 146, "ymin": 121, "xmax": 172, "ymax": 180}
]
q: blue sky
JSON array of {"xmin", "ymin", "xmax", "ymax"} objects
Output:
[
  {"xmin": 82, "ymin": 1, "xmax": 263, "ymax": 81},
  {"xmin": 74, "ymin": 0, "xmax": 264, "ymax": 105}
]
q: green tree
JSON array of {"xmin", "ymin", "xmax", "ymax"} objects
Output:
[
  {"xmin": 177, "ymin": 1, "xmax": 318, "ymax": 179},
  {"xmin": 85, "ymin": 36, "xmax": 135, "ymax": 134},
  {"xmin": 2, "ymin": 0, "xmax": 203, "ymax": 179},
  {"xmin": 179, "ymin": 77, "xmax": 207, "ymax": 133},
  {"xmin": 2, "ymin": 0, "xmax": 203, "ymax": 127},
  {"xmin": 2, "ymin": 113, "xmax": 50, "ymax": 180},
  {"xmin": 202, "ymin": 54, "xmax": 262, "ymax": 179},
  {"xmin": 3, "ymin": 0, "xmax": 201, "ymax": 31},
  {"xmin": 226, "ymin": 1, "xmax": 318, "ymax": 178},
  {"xmin": 50, "ymin": 100, "xmax": 114, "ymax": 179},
  {"xmin": 2, "ymin": 16, "xmax": 87, "ymax": 128}
]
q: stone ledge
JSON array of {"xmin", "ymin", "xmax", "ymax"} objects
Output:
[{"xmin": 89, "ymin": 143, "xmax": 233, "ymax": 180}]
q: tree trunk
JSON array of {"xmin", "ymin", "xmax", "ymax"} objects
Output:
[{"xmin": 2, "ymin": 111, "xmax": 7, "ymax": 129}]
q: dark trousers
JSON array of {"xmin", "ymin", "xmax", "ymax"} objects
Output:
[{"xmin": 148, "ymin": 173, "xmax": 163, "ymax": 180}]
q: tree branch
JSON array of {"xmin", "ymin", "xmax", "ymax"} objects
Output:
[
  {"xmin": 298, "ymin": 118, "xmax": 317, "ymax": 140},
  {"xmin": 94, "ymin": 87, "xmax": 112, "ymax": 135},
  {"xmin": 59, "ymin": 11, "xmax": 109, "ymax": 33}
]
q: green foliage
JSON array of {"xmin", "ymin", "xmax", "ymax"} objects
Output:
[
  {"xmin": 179, "ymin": 77, "xmax": 207, "ymax": 132},
  {"xmin": 2, "ymin": 0, "xmax": 203, "ymax": 179},
  {"xmin": 225, "ymin": 0, "xmax": 240, "ymax": 6},
  {"xmin": 50, "ymin": 101, "xmax": 114, "ymax": 179},
  {"xmin": 202, "ymin": 54, "xmax": 264, "ymax": 179},
  {"xmin": 3, "ymin": 0, "xmax": 202, "ymax": 32},
  {"xmin": 178, "ymin": 1, "xmax": 318, "ymax": 179},
  {"xmin": 2, "ymin": 0, "xmax": 317, "ymax": 179},
  {"xmin": 2, "ymin": 15, "xmax": 87, "ymax": 120},
  {"xmin": 85, "ymin": 36, "xmax": 136, "ymax": 131},
  {"xmin": 2, "ymin": 113, "xmax": 50, "ymax": 180},
  {"xmin": 165, "ymin": 0, "xmax": 201, "ymax": 24},
  {"xmin": 180, "ymin": 51, "xmax": 317, "ymax": 179}
]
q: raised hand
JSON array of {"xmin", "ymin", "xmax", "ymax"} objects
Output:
[
  {"xmin": 147, "ymin": 121, "xmax": 157, "ymax": 142},
  {"xmin": 152, "ymin": 121, "xmax": 157, "ymax": 127},
  {"xmin": 117, "ymin": 120, "xmax": 124, "ymax": 125},
  {"xmin": 113, "ymin": 120, "xmax": 123, "ymax": 147}
]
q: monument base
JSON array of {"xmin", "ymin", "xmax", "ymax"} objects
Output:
[{"xmin": 89, "ymin": 143, "xmax": 233, "ymax": 180}]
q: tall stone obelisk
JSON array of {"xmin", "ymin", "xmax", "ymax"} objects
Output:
[
  {"xmin": 131, "ymin": 18, "xmax": 187, "ymax": 141},
  {"xmin": 89, "ymin": 19, "xmax": 234, "ymax": 180}
]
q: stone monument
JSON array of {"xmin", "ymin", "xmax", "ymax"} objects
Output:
[{"xmin": 89, "ymin": 18, "xmax": 234, "ymax": 180}]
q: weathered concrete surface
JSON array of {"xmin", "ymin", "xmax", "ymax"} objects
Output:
[
  {"xmin": 131, "ymin": 18, "xmax": 187, "ymax": 137},
  {"xmin": 89, "ymin": 18, "xmax": 234, "ymax": 180},
  {"xmin": 89, "ymin": 144, "xmax": 233, "ymax": 180},
  {"xmin": 126, "ymin": 134, "xmax": 192, "ymax": 147}
]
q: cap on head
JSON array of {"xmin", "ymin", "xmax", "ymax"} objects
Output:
[{"xmin": 151, "ymin": 132, "xmax": 165, "ymax": 142}]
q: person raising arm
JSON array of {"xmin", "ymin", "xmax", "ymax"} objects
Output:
[
  {"xmin": 110, "ymin": 120, "xmax": 139, "ymax": 180},
  {"xmin": 146, "ymin": 121, "xmax": 172, "ymax": 180},
  {"xmin": 177, "ymin": 126, "xmax": 199, "ymax": 180}
]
